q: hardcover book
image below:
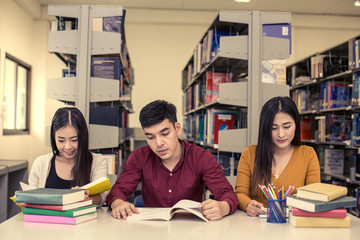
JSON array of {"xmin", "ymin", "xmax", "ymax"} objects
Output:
[
  {"xmin": 23, "ymin": 205, "xmax": 97, "ymax": 217},
  {"xmin": 205, "ymin": 72, "xmax": 232, "ymax": 104},
  {"xmin": 15, "ymin": 188, "xmax": 85, "ymax": 205},
  {"xmin": 296, "ymin": 183, "xmax": 347, "ymax": 202},
  {"xmin": 126, "ymin": 200, "xmax": 208, "ymax": 222},
  {"xmin": 324, "ymin": 149, "xmax": 345, "ymax": 175},
  {"xmin": 289, "ymin": 212, "xmax": 350, "ymax": 228},
  {"xmin": 20, "ymin": 199, "xmax": 93, "ymax": 211},
  {"xmin": 24, "ymin": 212, "xmax": 97, "ymax": 225},
  {"xmin": 291, "ymin": 208, "xmax": 347, "ymax": 218},
  {"xmin": 213, "ymin": 113, "xmax": 235, "ymax": 145},
  {"xmin": 81, "ymin": 177, "xmax": 111, "ymax": 196},
  {"xmin": 286, "ymin": 195, "xmax": 357, "ymax": 212}
]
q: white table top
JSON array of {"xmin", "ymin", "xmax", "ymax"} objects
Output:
[{"xmin": 0, "ymin": 207, "xmax": 360, "ymax": 240}]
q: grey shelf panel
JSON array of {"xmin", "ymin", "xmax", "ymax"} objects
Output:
[
  {"xmin": 48, "ymin": 77, "xmax": 123, "ymax": 103},
  {"xmin": 263, "ymin": 36, "xmax": 290, "ymax": 60},
  {"xmin": 49, "ymin": 30, "xmax": 78, "ymax": 55},
  {"xmin": 48, "ymin": 5, "xmax": 81, "ymax": 18},
  {"xmin": 92, "ymin": 31, "xmax": 123, "ymax": 55},
  {"xmin": 219, "ymin": 82, "xmax": 248, "ymax": 107},
  {"xmin": 90, "ymin": 5, "xmax": 123, "ymax": 17},
  {"xmin": 89, "ymin": 125, "xmax": 127, "ymax": 149},
  {"xmin": 218, "ymin": 128, "xmax": 247, "ymax": 153},
  {"xmin": 219, "ymin": 36, "xmax": 248, "ymax": 60},
  {"xmin": 261, "ymin": 83, "xmax": 290, "ymax": 106}
]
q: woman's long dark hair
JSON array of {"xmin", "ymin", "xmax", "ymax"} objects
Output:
[
  {"xmin": 250, "ymin": 96, "xmax": 300, "ymax": 196},
  {"xmin": 50, "ymin": 107, "xmax": 93, "ymax": 186}
]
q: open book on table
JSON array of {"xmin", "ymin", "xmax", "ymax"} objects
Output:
[{"xmin": 127, "ymin": 199, "xmax": 208, "ymax": 222}]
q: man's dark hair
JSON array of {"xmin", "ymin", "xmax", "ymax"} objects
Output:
[{"xmin": 139, "ymin": 100, "xmax": 177, "ymax": 128}]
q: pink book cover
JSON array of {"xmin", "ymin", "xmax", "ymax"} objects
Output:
[
  {"xmin": 205, "ymin": 72, "xmax": 232, "ymax": 104},
  {"xmin": 291, "ymin": 208, "xmax": 347, "ymax": 218},
  {"xmin": 24, "ymin": 212, "xmax": 97, "ymax": 225}
]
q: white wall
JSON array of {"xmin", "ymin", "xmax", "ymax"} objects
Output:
[{"xmin": 0, "ymin": 2, "xmax": 360, "ymax": 171}]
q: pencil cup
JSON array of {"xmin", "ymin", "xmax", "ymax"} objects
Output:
[{"xmin": 266, "ymin": 198, "xmax": 286, "ymax": 223}]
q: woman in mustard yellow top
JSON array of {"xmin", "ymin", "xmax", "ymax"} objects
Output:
[{"xmin": 235, "ymin": 96, "xmax": 320, "ymax": 217}]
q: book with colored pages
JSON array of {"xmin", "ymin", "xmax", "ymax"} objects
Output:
[
  {"xmin": 296, "ymin": 183, "xmax": 348, "ymax": 202},
  {"xmin": 15, "ymin": 188, "xmax": 85, "ymax": 205},
  {"xmin": 81, "ymin": 177, "xmax": 111, "ymax": 196},
  {"xmin": 286, "ymin": 195, "xmax": 357, "ymax": 212},
  {"xmin": 126, "ymin": 199, "xmax": 208, "ymax": 222},
  {"xmin": 24, "ymin": 212, "xmax": 97, "ymax": 225},
  {"xmin": 291, "ymin": 207, "xmax": 347, "ymax": 218},
  {"xmin": 20, "ymin": 198, "xmax": 93, "ymax": 211},
  {"xmin": 288, "ymin": 211, "xmax": 350, "ymax": 228},
  {"xmin": 23, "ymin": 205, "xmax": 97, "ymax": 217}
]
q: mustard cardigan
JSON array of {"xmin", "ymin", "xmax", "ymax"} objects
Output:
[{"xmin": 235, "ymin": 145, "xmax": 321, "ymax": 211}]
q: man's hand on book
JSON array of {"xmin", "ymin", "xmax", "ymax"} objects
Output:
[
  {"xmin": 200, "ymin": 199, "xmax": 230, "ymax": 221},
  {"xmin": 110, "ymin": 199, "xmax": 139, "ymax": 220}
]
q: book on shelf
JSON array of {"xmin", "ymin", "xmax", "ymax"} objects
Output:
[
  {"xmin": 91, "ymin": 56, "xmax": 121, "ymax": 80},
  {"xmin": 213, "ymin": 112, "xmax": 235, "ymax": 145},
  {"xmin": 126, "ymin": 199, "xmax": 208, "ymax": 222},
  {"xmin": 291, "ymin": 207, "xmax": 347, "ymax": 218},
  {"xmin": 92, "ymin": 16, "xmax": 123, "ymax": 33},
  {"xmin": 89, "ymin": 105, "xmax": 126, "ymax": 127},
  {"xmin": 286, "ymin": 195, "xmax": 357, "ymax": 212},
  {"xmin": 16, "ymin": 188, "xmax": 85, "ymax": 205},
  {"xmin": 261, "ymin": 59, "xmax": 286, "ymax": 85},
  {"xmin": 300, "ymin": 118, "xmax": 312, "ymax": 140},
  {"xmin": 326, "ymin": 113, "xmax": 351, "ymax": 142},
  {"xmin": 20, "ymin": 198, "xmax": 93, "ymax": 211},
  {"xmin": 205, "ymin": 71, "xmax": 233, "ymax": 104},
  {"xmin": 23, "ymin": 205, "xmax": 97, "ymax": 217},
  {"xmin": 262, "ymin": 23, "xmax": 291, "ymax": 54},
  {"xmin": 324, "ymin": 149, "xmax": 345, "ymax": 175},
  {"xmin": 296, "ymin": 183, "xmax": 347, "ymax": 202},
  {"xmin": 288, "ymin": 211, "xmax": 350, "ymax": 228},
  {"xmin": 81, "ymin": 177, "xmax": 111, "ymax": 196},
  {"xmin": 24, "ymin": 212, "xmax": 97, "ymax": 225}
]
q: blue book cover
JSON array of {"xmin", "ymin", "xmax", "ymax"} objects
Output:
[
  {"xmin": 89, "ymin": 106, "xmax": 123, "ymax": 127},
  {"xmin": 328, "ymin": 82, "xmax": 351, "ymax": 108},
  {"xmin": 262, "ymin": 23, "xmax": 291, "ymax": 54},
  {"xmin": 91, "ymin": 56, "xmax": 120, "ymax": 80}
]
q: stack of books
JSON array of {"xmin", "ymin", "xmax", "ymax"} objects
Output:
[
  {"xmin": 16, "ymin": 188, "xmax": 97, "ymax": 225},
  {"xmin": 286, "ymin": 183, "xmax": 357, "ymax": 228}
]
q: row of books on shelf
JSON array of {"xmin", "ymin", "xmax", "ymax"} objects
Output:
[
  {"xmin": 316, "ymin": 113, "xmax": 351, "ymax": 143},
  {"xmin": 182, "ymin": 108, "xmax": 247, "ymax": 145},
  {"xmin": 286, "ymin": 183, "xmax": 357, "ymax": 227},
  {"xmin": 311, "ymin": 54, "xmax": 348, "ymax": 80},
  {"xmin": 316, "ymin": 147, "xmax": 360, "ymax": 182},
  {"xmin": 185, "ymin": 24, "xmax": 291, "ymax": 86},
  {"xmin": 183, "ymin": 71, "xmax": 233, "ymax": 112},
  {"xmin": 291, "ymin": 81, "xmax": 352, "ymax": 112}
]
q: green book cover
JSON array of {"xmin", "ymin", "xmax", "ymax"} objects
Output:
[
  {"xmin": 23, "ymin": 205, "xmax": 97, "ymax": 217},
  {"xmin": 15, "ymin": 188, "xmax": 85, "ymax": 205},
  {"xmin": 286, "ymin": 194, "xmax": 357, "ymax": 212}
]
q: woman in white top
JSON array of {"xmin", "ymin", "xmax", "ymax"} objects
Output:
[{"xmin": 28, "ymin": 107, "xmax": 108, "ymax": 206}]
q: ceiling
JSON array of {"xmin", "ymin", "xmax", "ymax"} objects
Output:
[{"xmin": 37, "ymin": 0, "xmax": 360, "ymax": 17}]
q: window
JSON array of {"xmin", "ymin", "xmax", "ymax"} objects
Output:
[{"xmin": 2, "ymin": 54, "xmax": 31, "ymax": 135}]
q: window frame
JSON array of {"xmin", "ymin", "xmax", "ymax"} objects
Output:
[{"xmin": 2, "ymin": 53, "xmax": 31, "ymax": 135}]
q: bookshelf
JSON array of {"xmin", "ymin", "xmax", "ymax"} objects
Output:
[
  {"xmin": 287, "ymin": 35, "xmax": 360, "ymax": 216},
  {"xmin": 181, "ymin": 11, "xmax": 291, "ymax": 186},
  {"xmin": 47, "ymin": 5, "xmax": 134, "ymax": 176}
]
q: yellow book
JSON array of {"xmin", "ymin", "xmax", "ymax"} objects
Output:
[
  {"xmin": 82, "ymin": 177, "xmax": 111, "ymax": 196},
  {"xmin": 289, "ymin": 212, "xmax": 350, "ymax": 228},
  {"xmin": 296, "ymin": 183, "xmax": 347, "ymax": 202}
]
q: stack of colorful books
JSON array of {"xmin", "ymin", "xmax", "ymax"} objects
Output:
[
  {"xmin": 16, "ymin": 188, "xmax": 97, "ymax": 225},
  {"xmin": 286, "ymin": 183, "xmax": 357, "ymax": 228}
]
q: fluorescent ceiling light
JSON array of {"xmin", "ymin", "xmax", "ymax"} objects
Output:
[
  {"xmin": 355, "ymin": 0, "xmax": 360, "ymax": 6},
  {"xmin": 235, "ymin": 0, "xmax": 251, "ymax": 2}
]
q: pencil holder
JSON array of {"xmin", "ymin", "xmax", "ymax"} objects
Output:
[{"xmin": 266, "ymin": 198, "xmax": 286, "ymax": 223}]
